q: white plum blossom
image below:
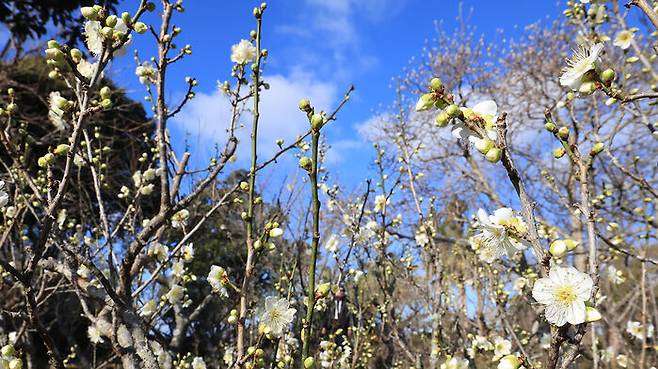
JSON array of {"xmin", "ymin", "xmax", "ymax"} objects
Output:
[
  {"xmin": 136, "ymin": 61, "xmax": 156, "ymax": 85},
  {"xmin": 606, "ymin": 265, "xmax": 625, "ymax": 284},
  {"xmin": 88, "ymin": 324, "xmax": 104, "ymax": 344},
  {"xmin": 415, "ymin": 228, "xmax": 430, "ymax": 247},
  {"xmin": 324, "ymin": 234, "xmax": 339, "ymax": 253},
  {"xmin": 166, "ymin": 284, "xmax": 185, "ymax": 304},
  {"xmin": 76, "ymin": 59, "xmax": 99, "ymax": 79},
  {"xmin": 48, "ymin": 91, "xmax": 68, "ymax": 130},
  {"xmin": 559, "ymin": 43, "xmax": 603, "ymax": 90},
  {"xmin": 492, "ymin": 336, "xmax": 512, "ymax": 361},
  {"xmin": 532, "ymin": 265, "xmax": 593, "ymax": 326},
  {"xmin": 469, "ymin": 208, "xmax": 529, "ymax": 263},
  {"xmin": 626, "ymin": 320, "xmax": 654, "ymax": 339},
  {"xmin": 259, "ymin": 296, "xmax": 296, "ymax": 336},
  {"xmin": 140, "ymin": 299, "xmax": 157, "ymax": 317},
  {"xmin": 207, "ymin": 265, "xmax": 229, "ymax": 297},
  {"xmin": 230, "ymin": 39, "xmax": 257, "ymax": 64},
  {"xmin": 0, "ymin": 181, "xmax": 9, "ymax": 208},
  {"xmin": 373, "ymin": 195, "xmax": 389, "ymax": 213},
  {"xmin": 191, "ymin": 357, "xmax": 207, "ymax": 369},
  {"xmin": 148, "ymin": 242, "xmax": 169, "ymax": 263},
  {"xmin": 452, "ymin": 99, "xmax": 498, "ymax": 142},
  {"xmin": 613, "ymin": 30, "xmax": 634, "ymax": 50},
  {"xmin": 440, "ymin": 356, "xmax": 469, "ymax": 369},
  {"xmin": 84, "ymin": 19, "xmax": 130, "ymax": 56},
  {"xmin": 171, "ymin": 209, "xmax": 190, "ymax": 229}
]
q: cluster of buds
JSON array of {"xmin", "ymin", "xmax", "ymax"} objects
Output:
[
  {"xmin": 1, "ymin": 88, "xmax": 18, "ymax": 116},
  {"xmin": 0, "ymin": 344, "xmax": 22, "ymax": 369},
  {"xmin": 415, "ymin": 77, "xmax": 452, "ymax": 113}
]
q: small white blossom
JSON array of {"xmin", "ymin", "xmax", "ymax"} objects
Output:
[
  {"xmin": 135, "ymin": 62, "xmax": 156, "ymax": 85},
  {"xmin": 230, "ymin": 39, "xmax": 257, "ymax": 64},
  {"xmin": 373, "ymin": 195, "xmax": 389, "ymax": 213},
  {"xmin": 48, "ymin": 91, "xmax": 68, "ymax": 130},
  {"xmin": 613, "ymin": 30, "xmax": 634, "ymax": 50},
  {"xmin": 532, "ymin": 265, "xmax": 593, "ymax": 326},
  {"xmin": 172, "ymin": 209, "xmax": 190, "ymax": 229},
  {"xmin": 207, "ymin": 265, "xmax": 229, "ymax": 297},
  {"xmin": 440, "ymin": 356, "xmax": 469, "ymax": 369},
  {"xmin": 626, "ymin": 320, "xmax": 654, "ymax": 339},
  {"xmin": 140, "ymin": 299, "xmax": 157, "ymax": 317},
  {"xmin": 88, "ymin": 324, "xmax": 104, "ymax": 344},
  {"xmin": 452, "ymin": 100, "xmax": 498, "ymax": 142},
  {"xmin": 166, "ymin": 284, "xmax": 185, "ymax": 304},
  {"xmin": 492, "ymin": 336, "xmax": 512, "ymax": 361},
  {"xmin": 324, "ymin": 234, "xmax": 339, "ymax": 253},
  {"xmin": 259, "ymin": 296, "xmax": 296, "ymax": 336},
  {"xmin": 470, "ymin": 208, "xmax": 528, "ymax": 263},
  {"xmin": 559, "ymin": 43, "xmax": 603, "ymax": 90}
]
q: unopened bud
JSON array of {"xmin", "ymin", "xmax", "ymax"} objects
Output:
[
  {"xmin": 430, "ymin": 77, "xmax": 443, "ymax": 91},
  {"xmin": 544, "ymin": 121, "xmax": 557, "ymax": 132},
  {"xmin": 121, "ymin": 12, "xmax": 131, "ymax": 25},
  {"xmin": 475, "ymin": 138, "xmax": 494, "ymax": 155},
  {"xmin": 445, "ymin": 104, "xmax": 461, "ymax": 118},
  {"xmin": 557, "ymin": 127, "xmax": 569, "ymax": 140},
  {"xmin": 47, "ymin": 40, "xmax": 60, "ymax": 49},
  {"xmin": 299, "ymin": 157, "xmax": 312, "ymax": 171},
  {"xmin": 590, "ymin": 142, "xmax": 604, "ymax": 155},
  {"xmin": 100, "ymin": 98, "xmax": 112, "ymax": 109},
  {"xmin": 415, "ymin": 93, "xmax": 434, "ymax": 112},
  {"xmin": 304, "ymin": 357, "xmax": 315, "ymax": 369},
  {"xmin": 134, "ymin": 22, "xmax": 148, "ymax": 34},
  {"xmin": 70, "ymin": 48, "xmax": 83, "ymax": 62},
  {"xmin": 298, "ymin": 98, "xmax": 311, "ymax": 112},
  {"xmin": 81, "ymin": 6, "xmax": 99, "ymax": 20},
  {"xmin": 600, "ymin": 69, "xmax": 615, "ymax": 83},
  {"xmin": 553, "ymin": 147, "xmax": 566, "ymax": 159},
  {"xmin": 485, "ymin": 147, "xmax": 502, "ymax": 163},
  {"xmin": 578, "ymin": 81, "xmax": 596, "ymax": 95},
  {"xmin": 54, "ymin": 144, "xmax": 70, "ymax": 155},
  {"xmin": 106, "ymin": 15, "xmax": 118, "ymax": 28},
  {"xmin": 1, "ymin": 345, "xmax": 15, "ymax": 357},
  {"xmin": 549, "ymin": 240, "xmax": 568, "ymax": 258},
  {"xmin": 99, "ymin": 86, "xmax": 112, "ymax": 99},
  {"xmin": 498, "ymin": 355, "xmax": 521, "ymax": 369},
  {"xmin": 585, "ymin": 306, "xmax": 602, "ymax": 322},
  {"xmin": 435, "ymin": 111, "xmax": 449, "ymax": 127},
  {"xmin": 310, "ymin": 113, "xmax": 324, "ymax": 130},
  {"xmin": 240, "ymin": 181, "xmax": 249, "ymax": 191}
]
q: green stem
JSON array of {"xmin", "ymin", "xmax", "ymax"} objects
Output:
[{"xmin": 301, "ymin": 130, "xmax": 321, "ymax": 367}]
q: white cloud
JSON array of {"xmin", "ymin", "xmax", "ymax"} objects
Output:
[{"xmin": 171, "ymin": 71, "xmax": 336, "ymax": 166}]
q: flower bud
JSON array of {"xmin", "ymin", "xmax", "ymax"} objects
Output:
[
  {"xmin": 497, "ymin": 355, "xmax": 521, "ymax": 369},
  {"xmin": 134, "ymin": 22, "xmax": 148, "ymax": 34},
  {"xmin": 544, "ymin": 121, "xmax": 557, "ymax": 132},
  {"xmin": 485, "ymin": 147, "xmax": 502, "ymax": 163},
  {"xmin": 298, "ymin": 98, "xmax": 311, "ymax": 112},
  {"xmin": 146, "ymin": 2, "xmax": 156, "ymax": 11},
  {"xmin": 549, "ymin": 240, "xmax": 568, "ymax": 258},
  {"xmin": 121, "ymin": 12, "xmax": 131, "ymax": 25},
  {"xmin": 557, "ymin": 127, "xmax": 569, "ymax": 140},
  {"xmin": 1, "ymin": 345, "xmax": 15, "ymax": 357},
  {"xmin": 564, "ymin": 239, "xmax": 579, "ymax": 251},
  {"xmin": 70, "ymin": 48, "xmax": 83, "ymax": 62},
  {"xmin": 310, "ymin": 113, "xmax": 324, "ymax": 130},
  {"xmin": 100, "ymin": 98, "xmax": 112, "ymax": 109},
  {"xmin": 240, "ymin": 181, "xmax": 249, "ymax": 191},
  {"xmin": 100, "ymin": 86, "xmax": 112, "ymax": 99},
  {"xmin": 430, "ymin": 77, "xmax": 443, "ymax": 91},
  {"xmin": 299, "ymin": 157, "xmax": 312, "ymax": 171},
  {"xmin": 81, "ymin": 6, "xmax": 100, "ymax": 20},
  {"xmin": 585, "ymin": 306, "xmax": 602, "ymax": 322},
  {"xmin": 7, "ymin": 88, "xmax": 14, "ymax": 96},
  {"xmin": 47, "ymin": 40, "xmax": 60, "ymax": 49},
  {"xmin": 553, "ymin": 147, "xmax": 566, "ymax": 159},
  {"xmin": 590, "ymin": 142, "xmax": 604, "ymax": 155},
  {"xmin": 106, "ymin": 15, "xmax": 118, "ymax": 28},
  {"xmin": 6, "ymin": 103, "xmax": 17, "ymax": 113},
  {"xmin": 45, "ymin": 48, "xmax": 64, "ymax": 60},
  {"xmin": 38, "ymin": 153, "xmax": 55, "ymax": 168},
  {"xmin": 227, "ymin": 315, "xmax": 238, "ymax": 324},
  {"xmin": 316, "ymin": 282, "xmax": 331, "ymax": 298},
  {"xmin": 445, "ymin": 104, "xmax": 461, "ymax": 118},
  {"xmin": 474, "ymin": 138, "xmax": 494, "ymax": 155},
  {"xmin": 253, "ymin": 7, "xmax": 262, "ymax": 18},
  {"xmin": 435, "ymin": 112, "xmax": 449, "ymax": 127},
  {"xmin": 415, "ymin": 93, "xmax": 434, "ymax": 112},
  {"xmin": 54, "ymin": 144, "xmax": 70, "ymax": 155},
  {"xmin": 269, "ymin": 227, "xmax": 283, "ymax": 238},
  {"xmin": 578, "ymin": 81, "xmax": 596, "ymax": 95},
  {"xmin": 304, "ymin": 357, "xmax": 315, "ymax": 369},
  {"xmin": 600, "ymin": 69, "xmax": 615, "ymax": 83},
  {"xmin": 8, "ymin": 359, "xmax": 21, "ymax": 369},
  {"xmin": 100, "ymin": 26, "xmax": 113, "ymax": 38}
]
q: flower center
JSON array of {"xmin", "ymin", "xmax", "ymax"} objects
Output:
[{"xmin": 555, "ymin": 286, "xmax": 577, "ymax": 304}]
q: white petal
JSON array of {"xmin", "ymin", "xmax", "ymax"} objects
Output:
[
  {"xmin": 544, "ymin": 304, "xmax": 568, "ymax": 326},
  {"xmin": 532, "ymin": 278, "xmax": 556, "ymax": 305},
  {"xmin": 566, "ymin": 301, "xmax": 586, "ymax": 325},
  {"xmin": 472, "ymin": 100, "xmax": 497, "ymax": 117}
]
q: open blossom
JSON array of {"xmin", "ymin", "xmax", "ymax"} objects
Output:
[
  {"xmin": 136, "ymin": 61, "xmax": 156, "ymax": 85},
  {"xmin": 191, "ymin": 357, "xmax": 207, "ymax": 369},
  {"xmin": 559, "ymin": 43, "xmax": 603, "ymax": 90},
  {"xmin": 440, "ymin": 356, "xmax": 469, "ymax": 369},
  {"xmin": 259, "ymin": 296, "xmax": 296, "ymax": 336},
  {"xmin": 207, "ymin": 265, "xmax": 229, "ymax": 297},
  {"xmin": 140, "ymin": 299, "xmax": 157, "ymax": 317},
  {"xmin": 626, "ymin": 320, "xmax": 654, "ymax": 339},
  {"xmin": 373, "ymin": 194, "xmax": 389, "ymax": 213},
  {"xmin": 532, "ymin": 265, "xmax": 593, "ymax": 326},
  {"xmin": 492, "ymin": 336, "xmax": 512, "ymax": 361},
  {"xmin": 166, "ymin": 284, "xmax": 185, "ymax": 304},
  {"xmin": 88, "ymin": 324, "xmax": 104, "ymax": 344},
  {"xmin": 48, "ymin": 91, "xmax": 68, "ymax": 130},
  {"xmin": 452, "ymin": 99, "xmax": 498, "ymax": 142},
  {"xmin": 84, "ymin": 19, "xmax": 130, "ymax": 56},
  {"xmin": 324, "ymin": 234, "xmax": 339, "ymax": 253},
  {"xmin": 469, "ymin": 208, "xmax": 528, "ymax": 263},
  {"xmin": 76, "ymin": 58, "xmax": 100, "ymax": 80},
  {"xmin": 171, "ymin": 209, "xmax": 190, "ymax": 228},
  {"xmin": 230, "ymin": 39, "xmax": 257, "ymax": 64},
  {"xmin": 0, "ymin": 181, "xmax": 8, "ymax": 208},
  {"xmin": 613, "ymin": 30, "xmax": 634, "ymax": 50}
]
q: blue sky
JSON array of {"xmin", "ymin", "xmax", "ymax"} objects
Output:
[{"xmin": 44, "ymin": 1, "xmax": 564, "ymax": 190}]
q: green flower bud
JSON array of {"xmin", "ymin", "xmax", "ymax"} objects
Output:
[
  {"xmin": 299, "ymin": 157, "xmax": 312, "ymax": 171},
  {"xmin": 227, "ymin": 315, "xmax": 238, "ymax": 324},
  {"xmin": 310, "ymin": 113, "xmax": 324, "ymax": 130},
  {"xmin": 475, "ymin": 139, "xmax": 494, "ymax": 155},
  {"xmin": 445, "ymin": 104, "xmax": 461, "ymax": 118},
  {"xmin": 38, "ymin": 153, "xmax": 55, "ymax": 168},
  {"xmin": 7, "ymin": 88, "xmax": 14, "ymax": 96},
  {"xmin": 600, "ymin": 69, "xmax": 615, "ymax": 83},
  {"xmin": 553, "ymin": 147, "xmax": 566, "ymax": 159},
  {"xmin": 316, "ymin": 282, "xmax": 331, "ymax": 298},
  {"xmin": 430, "ymin": 77, "xmax": 443, "ymax": 91},
  {"xmin": 578, "ymin": 81, "xmax": 596, "ymax": 95},
  {"xmin": 54, "ymin": 144, "xmax": 70, "ymax": 155},
  {"xmin": 8, "ymin": 359, "xmax": 21, "ymax": 369},
  {"xmin": 498, "ymin": 355, "xmax": 521, "ymax": 369},
  {"xmin": 100, "ymin": 26, "xmax": 113, "ymax": 38},
  {"xmin": 134, "ymin": 22, "xmax": 148, "ymax": 34},
  {"xmin": 100, "ymin": 86, "xmax": 112, "ymax": 99},
  {"xmin": 146, "ymin": 2, "xmax": 156, "ymax": 11},
  {"xmin": 485, "ymin": 147, "xmax": 502, "ymax": 163},
  {"xmin": 557, "ymin": 127, "xmax": 569, "ymax": 140},
  {"xmin": 415, "ymin": 93, "xmax": 434, "ymax": 112},
  {"xmin": 435, "ymin": 111, "xmax": 449, "ymax": 127},
  {"xmin": 47, "ymin": 39, "xmax": 60, "ymax": 49},
  {"xmin": 590, "ymin": 142, "xmax": 604, "ymax": 155},
  {"xmin": 544, "ymin": 121, "xmax": 557, "ymax": 132},
  {"xmin": 70, "ymin": 48, "xmax": 83, "ymax": 62},
  {"xmin": 48, "ymin": 70, "xmax": 60, "ymax": 79},
  {"xmin": 549, "ymin": 240, "xmax": 568, "ymax": 258},
  {"xmin": 100, "ymin": 98, "xmax": 112, "ymax": 109},
  {"xmin": 45, "ymin": 48, "xmax": 64, "ymax": 60},
  {"xmin": 239, "ymin": 181, "xmax": 249, "ymax": 191},
  {"xmin": 585, "ymin": 306, "xmax": 602, "ymax": 322},
  {"xmin": 304, "ymin": 357, "xmax": 315, "ymax": 369},
  {"xmin": 6, "ymin": 103, "xmax": 17, "ymax": 113},
  {"xmin": 106, "ymin": 15, "xmax": 118, "ymax": 28},
  {"xmin": 121, "ymin": 12, "xmax": 131, "ymax": 25},
  {"xmin": 81, "ymin": 6, "xmax": 99, "ymax": 20},
  {"xmin": 298, "ymin": 98, "xmax": 311, "ymax": 112},
  {"xmin": 1, "ymin": 345, "xmax": 15, "ymax": 357}
]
